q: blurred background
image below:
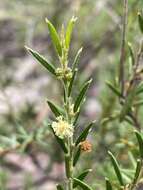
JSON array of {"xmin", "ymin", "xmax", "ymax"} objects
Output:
[{"xmin": 0, "ymin": 0, "xmax": 143, "ymax": 189}]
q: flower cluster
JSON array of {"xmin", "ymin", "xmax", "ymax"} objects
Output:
[
  {"xmin": 55, "ymin": 67, "xmax": 72, "ymax": 80},
  {"xmin": 52, "ymin": 116, "xmax": 73, "ymax": 139}
]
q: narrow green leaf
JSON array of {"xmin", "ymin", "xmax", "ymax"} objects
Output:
[
  {"xmin": 25, "ymin": 47, "xmax": 56, "ymax": 75},
  {"xmin": 121, "ymin": 168, "xmax": 134, "ymax": 179},
  {"xmin": 124, "ymin": 116, "xmax": 134, "ymax": 125},
  {"xmin": 106, "ymin": 81, "xmax": 122, "ymax": 97},
  {"xmin": 108, "ymin": 151, "xmax": 124, "ymax": 186},
  {"xmin": 72, "ymin": 47, "xmax": 83, "ymax": 71},
  {"xmin": 73, "ymin": 169, "xmax": 92, "ymax": 188},
  {"xmin": 73, "ymin": 109, "xmax": 80, "ymax": 125},
  {"xmin": 65, "ymin": 16, "xmax": 77, "ymax": 49},
  {"xmin": 56, "ymin": 184, "xmax": 64, "ymax": 190},
  {"xmin": 17, "ymin": 126, "xmax": 28, "ymax": 136},
  {"xmin": 122, "ymin": 173, "xmax": 132, "ymax": 183},
  {"xmin": 20, "ymin": 135, "xmax": 33, "ymax": 152},
  {"xmin": 105, "ymin": 178, "xmax": 113, "ymax": 190},
  {"xmin": 68, "ymin": 69, "xmax": 77, "ymax": 97},
  {"xmin": 101, "ymin": 114, "xmax": 119, "ymax": 125},
  {"xmin": 134, "ymin": 100, "xmax": 143, "ymax": 107},
  {"xmin": 45, "ymin": 18, "xmax": 62, "ymax": 56},
  {"xmin": 50, "ymin": 126, "xmax": 68, "ymax": 153},
  {"xmin": 138, "ymin": 12, "xmax": 143, "ymax": 33},
  {"xmin": 0, "ymin": 135, "xmax": 19, "ymax": 148},
  {"xmin": 128, "ymin": 42, "xmax": 135, "ymax": 66},
  {"xmin": 74, "ymin": 79, "xmax": 92, "ymax": 112},
  {"xmin": 75, "ymin": 121, "xmax": 95, "ymax": 146},
  {"xmin": 133, "ymin": 159, "xmax": 142, "ymax": 185},
  {"xmin": 120, "ymin": 84, "xmax": 137, "ymax": 121},
  {"xmin": 47, "ymin": 100, "xmax": 64, "ymax": 117},
  {"xmin": 128, "ymin": 152, "xmax": 136, "ymax": 169},
  {"xmin": 73, "ymin": 178, "xmax": 93, "ymax": 190},
  {"xmin": 135, "ymin": 130, "xmax": 143, "ymax": 158},
  {"xmin": 73, "ymin": 147, "xmax": 81, "ymax": 166},
  {"xmin": 137, "ymin": 82, "xmax": 143, "ymax": 94}
]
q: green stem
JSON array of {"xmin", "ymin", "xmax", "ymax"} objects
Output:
[
  {"xmin": 63, "ymin": 80, "xmax": 74, "ymax": 190},
  {"xmin": 68, "ymin": 138, "xmax": 73, "ymax": 190}
]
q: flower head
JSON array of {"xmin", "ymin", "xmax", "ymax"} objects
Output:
[
  {"xmin": 52, "ymin": 116, "xmax": 73, "ymax": 139},
  {"xmin": 80, "ymin": 140, "xmax": 92, "ymax": 153}
]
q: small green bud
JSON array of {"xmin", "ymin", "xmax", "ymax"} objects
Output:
[
  {"xmin": 65, "ymin": 72, "xmax": 72, "ymax": 80},
  {"xmin": 55, "ymin": 68, "xmax": 64, "ymax": 79},
  {"xmin": 55, "ymin": 67, "xmax": 72, "ymax": 80},
  {"xmin": 65, "ymin": 67, "xmax": 73, "ymax": 81},
  {"xmin": 69, "ymin": 104, "xmax": 75, "ymax": 117}
]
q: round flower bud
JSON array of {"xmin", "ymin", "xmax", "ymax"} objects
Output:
[{"xmin": 80, "ymin": 140, "xmax": 92, "ymax": 153}]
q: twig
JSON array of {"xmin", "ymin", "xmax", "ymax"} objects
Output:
[{"xmin": 119, "ymin": 0, "xmax": 128, "ymax": 96}]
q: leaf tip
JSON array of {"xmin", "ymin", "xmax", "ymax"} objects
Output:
[
  {"xmin": 88, "ymin": 78, "xmax": 93, "ymax": 84},
  {"xmin": 105, "ymin": 177, "xmax": 109, "ymax": 181},
  {"xmin": 45, "ymin": 17, "xmax": 49, "ymax": 24},
  {"xmin": 127, "ymin": 41, "xmax": 131, "ymax": 47},
  {"xmin": 138, "ymin": 12, "xmax": 141, "ymax": 16},
  {"xmin": 79, "ymin": 47, "xmax": 83, "ymax": 53},
  {"xmin": 107, "ymin": 150, "xmax": 112, "ymax": 155},
  {"xmin": 71, "ymin": 16, "xmax": 78, "ymax": 23},
  {"xmin": 92, "ymin": 120, "xmax": 96, "ymax": 124},
  {"xmin": 134, "ymin": 129, "xmax": 138, "ymax": 134},
  {"xmin": 24, "ymin": 45, "xmax": 30, "ymax": 51},
  {"xmin": 88, "ymin": 168, "xmax": 92, "ymax": 172}
]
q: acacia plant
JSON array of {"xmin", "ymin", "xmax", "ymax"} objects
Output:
[
  {"xmin": 26, "ymin": 17, "xmax": 94, "ymax": 190},
  {"xmin": 24, "ymin": 1, "xmax": 143, "ymax": 189}
]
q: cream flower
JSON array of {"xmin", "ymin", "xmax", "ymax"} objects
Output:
[{"xmin": 52, "ymin": 116, "xmax": 73, "ymax": 139}]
